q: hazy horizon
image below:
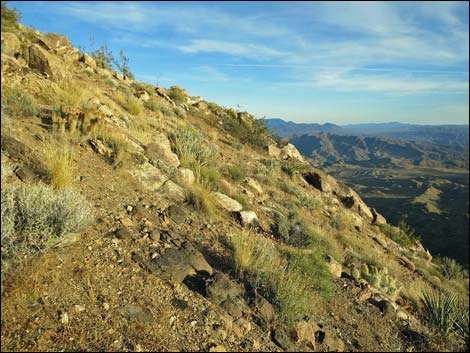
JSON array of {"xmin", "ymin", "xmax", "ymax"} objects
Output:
[{"xmin": 12, "ymin": 1, "xmax": 469, "ymax": 125}]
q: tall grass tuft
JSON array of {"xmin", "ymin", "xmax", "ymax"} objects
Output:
[{"xmin": 43, "ymin": 142, "xmax": 76, "ymax": 189}]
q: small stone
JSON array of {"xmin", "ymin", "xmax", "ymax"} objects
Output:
[
  {"xmin": 120, "ymin": 217, "xmax": 133, "ymax": 227},
  {"xmin": 103, "ymin": 302, "xmax": 110, "ymax": 310},
  {"xmin": 149, "ymin": 229, "xmax": 161, "ymax": 241},
  {"xmin": 126, "ymin": 205, "xmax": 133, "ymax": 212},
  {"xmin": 74, "ymin": 305, "xmax": 85, "ymax": 312},
  {"xmin": 60, "ymin": 312, "xmax": 69, "ymax": 324},
  {"xmin": 115, "ymin": 228, "xmax": 131, "ymax": 240},
  {"xmin": 209, "ymin": 345, "xmax": 227, "ymax": 352}
]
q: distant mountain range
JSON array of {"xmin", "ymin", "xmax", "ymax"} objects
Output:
[{"xmin": 265, "ymin": 118, "xmax": 469, "ymax": 147}]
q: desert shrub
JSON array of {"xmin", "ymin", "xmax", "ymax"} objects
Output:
[
  {"xmin": 421, "ymin": 288, "xmax": 462, "ymax": 336},
  {"xmin": 227, "ymin": 165, "xmax": 246, "ymax": 183},
  {"xmin": 232, "ymin": 194, "xmax": 249, "ymax": 210},
  {"xmin": 168, "ymin": 86, "xmax": 187, "ymax": 105},
  {"xmin": 379, "ymin": 219, "xmax": 420, "ymax": 247},
  {"xmin": 1, "ymin": 183, "xmax": 92, "ymax": 276},
  {"xmin": 1, "ymin": 1, "xmax": 20, "ymax": 31},
  {"xmin": 97, "ymin": 129, "xmax": 132, "ymax": 168},
  {"xmin": 230, "ymin": 229, "xmax": 316, "ymax": 325},
  {"xmin": 43, "ymin": 142, "xmax": 75, "ymax": 189},
  {"xmin": 434, "ymin": 257, "xmax": 468, "ymax": 281},
  {"xmin": 35, "ymin": 79, "xmax": 91, "ymax": 110},
  {"xmin": 1, "ymin": 160, "xmax": 15, "ymax": 182},
  {"xmin": 198, "ymin": 165, "xmax": 220, "ymax": 191},
  {"xmin": 223, "ymin": 116, "xmax": 268, "ymax": 149},
  {"xmin": 281, "ymin": 159, "xmax": 308, "ymax": 177},
  {"xmin": 282, "ymin": 248, "xmax": 333, "ymax": 299},
  {"xmin": 184, "ymin": 182, "xmax": 218, "ymax": 218},
  {"xmin": 132, "ymin": 82, "xmax": 155, "ymax": 96},
  {"xmin": 280, "ymin": 179, "xmax": 300, "ymax": 195},
  {"xmin": 144, "ymin": 99, "xmax": 161, "ymax": 112},
  {"xmin": 171, "ymin": 127, "xmax": 218, "ymax": 168},
  {"xmin": 126, "ymin": 96, "xmax": 142, "ymax": 116},
  {"xmin": 271, "ymin": 211, "xmax": 313, "ymax": 248},
  {"xmin": 1, "ymin": 85, "xmax": 38, "ymax": 118},
  {"xmin": 295, "ymin": 192, "xmax": 322, "ymax": 211},
  {"xmin": 259, "ymin": 158, "xmax": 279, "ymax": 175}
]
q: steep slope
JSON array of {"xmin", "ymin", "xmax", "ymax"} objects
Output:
[{"xmin": 1, "ymin": 23, "xmax": 468, "ymax": 352}]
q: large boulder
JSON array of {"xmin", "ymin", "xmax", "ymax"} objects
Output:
[
  {"xmin": 23, "ymin": 44, "xmax": 54, "ymax": 77},
  {"xmin": 159, "ymin": 180, "xmax": 185, "ymax": 202},
  {"xmin": 325, "ymin": 255, "xmax": 342, "ymax": 278},
  {"xmin": 371, "ymin": 207, "xmax": 387, "ymax": 225},
  {"xmin": 246, "ymin": 177, "xmax": 263, "ymax": 194},
  {"xmin": 79, "ymin": 53, "xmax": 96, "ymax": 68},
  {"xmin": 235, "ymin": 211, "xmax": 260, "ymax": 228},
  {"xmin": 280, "ymin": 143, "xmax": 304, "ymax": 162},
  {"xmin": 175, "ymin": 167, "xmax": 195, "ymax": 186},
  {"xmin": 339, "ymin": 191, "xmax": 374, "ymax": 221},
  {"xmin": 1, "ymin": 32, "xmax": 21, "ymax": 57},
  {"xmin": 130, "ymin": 162, "xmax": 168, "ymax": 191},
  {"xmin": 213, "ymin": 192, "xmax": 243, "ymax": 212},
  {"xmin": 145, "ymin": 134, "xmax": 180, "ymax": 169},
  {"xmin": 39, "ymin": 32, "xmax": 72, "ymax": 52},
  {"xmin": 267, "ymin": 144, "xmax": 281, "ymax": 158},
  {"xmin": 304, "ymin": 169, "xmax": 338, "ymax": 193}
]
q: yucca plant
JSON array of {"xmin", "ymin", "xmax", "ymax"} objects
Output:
[
  {"xmin": 421, "ymin": 288, "xmax": 459, "ymax": 336},
  {"xmin": 454, "ymin": 303, "xmax": 469, "ymax": 350}
]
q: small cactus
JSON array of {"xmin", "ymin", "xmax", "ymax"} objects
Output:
[
  {"xmin": 371, "ymin": 274, "xmax": 382, "ymax": 288},
  {"xmin": 352, "ymin": 267, "xmax": 361, "ymax": 280},
  {"xmin": 382, "ymin": 267, "xmax": 388, "ymax": 275},
  {"xmin": 361, "ymin": 263, "xmax": 369, "ymax": 276},
  {"xmin": 382, "ymin": 274, "xmax": 390, "ymax": 287}
]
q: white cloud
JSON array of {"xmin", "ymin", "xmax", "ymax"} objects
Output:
[{"xmin": 176, "ymin": 39, "xmax": 289, "ymax": 61}]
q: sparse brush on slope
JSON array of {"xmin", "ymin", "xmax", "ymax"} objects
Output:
[
  {"xmin": 1, "ymin": 183, "xmax": 92, "ymax": 279},
  {"xmin": 230, "ymin": 229, "xmax": 317, "ymax": 325}
]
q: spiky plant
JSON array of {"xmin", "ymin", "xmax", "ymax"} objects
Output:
[
  {"xmin": 361, "ymin": 263, "xmax": 369, "ymax": 276},
  {"xmin": 421, "ymin": 288, "xmax": 458, "ymax": 336},
  {"xmin": 352, "ymin": 267, "xmax": 361, "ymax": 280}
]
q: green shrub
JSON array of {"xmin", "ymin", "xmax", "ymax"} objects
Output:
[
  {"xmin": 223, "ymin": 115, "xmax": 268, "ymax": 149},
  {"xmin": 295, "ymin": 192, "xmax": 321, "ymax": 211},
  {"xmin": 227, "ymin": 165, "xmax": 246, "ymax": 183},
  {"xmin": 271, "ymin": 211, "xmax": 312, "ymax": 248},
  {"xmin": 1, "ymin": 1, "xmax": 20, "ymax": 31},
  {"xmin": 232, "ymin": 194, "xmax": 249, "ymax": 210},
  {"xmin": 171, "ymin": 127, "xmax": 218, "ymax": 168},
  {"xmin": 144, "ymin": 99, "xmax": 161, "ymax": 112},
  {"xmin": 229, "ymin": 229, "xmax": 316, "ymax": 325},
  {"xmin": 1, "ymin": 183, "xmax": 92, "ymax": 277},
  {"xmin": 1, "ymin": 85, "xmax": 38, "ymax": 118},
  {"xmin": 282, "ymin": 248, "xmax": 333, "ymax": 299},
  {"xmin": 435, "ymin": 257, "xmax": 468, "ymax": 280},
  {"xmin": 281, "ymin": 160, "xmax": 308, "ymax": 177},
  {"xmin": 259, "ymin": 158, "xmax": 279, "ymax": 175},
  {"xmin": 379, "ymin": 218, "xmax": 420, "ymax": 247},
  {"xmin": 168, "ymin": 86, "xmax": 186, "ymax": 105}
]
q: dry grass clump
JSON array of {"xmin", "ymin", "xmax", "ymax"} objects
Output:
[
  {"xmin": 1, "ymin": 84, "xmax": 39, "ymax": 118},
  {"xmin": 113, "ymin": 91, "xmax": 142, "ymax": 116},
  {"xmin": 184, "ymin": 182, "xmax": 219, "ymax": 219},
  {"xmin": 97, "ymin": 129, "xmax": 132, "ymax": 168},
  {"xmin": 1, "ymin": 183, "xmax": 92, "ymax": 280},
  {"xmin": 37, "ymin": 79, "xmax": 92, "ymax": 109},
  {"xmin": 42, "ymin": 142, "xmax": 76, "ymax": 189},
  {"xmin": 230, "ymin": 229, "xmax": 319, "ymax": 325},
  {"xmin": 1, "ymin": 159, "xmax": 16, "ymax": 182}
]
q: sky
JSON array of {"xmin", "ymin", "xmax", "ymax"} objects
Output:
[{"xmin": 11, "ymin": 1, "xmax": 470, "ymax": 125}]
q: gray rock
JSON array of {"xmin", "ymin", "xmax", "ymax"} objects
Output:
[
  {"xmin": 119, "ymin": 304, "xmax": 153, "ymax": 323},
  {"xmin": 145, "ymin": 134, "xmax": 180, "ymax": 169},
  {"xmin": 159, "ymin": 180, "xmax": 185, "ymax": 202},
  {"xmin": 213, "ymin": 192, "xmax": 243, "ymax": 212},
  {"xmin": 205, "ymin": 272, "xmax": 244, "ymax": 305}
]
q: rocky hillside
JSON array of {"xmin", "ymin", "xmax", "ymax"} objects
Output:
[{"xmin": 1, "ymin": 17, "xmax": 469, "ymax": 353}]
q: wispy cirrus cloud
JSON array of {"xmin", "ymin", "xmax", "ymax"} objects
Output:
[{"xmin": 13, "ymin": 1, "xmax": 469, "ymax": 123}]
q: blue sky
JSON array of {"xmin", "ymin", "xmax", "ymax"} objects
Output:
[{"xmin": 11, "ymin": 1, "xmax": 469, "ymax": 124}]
